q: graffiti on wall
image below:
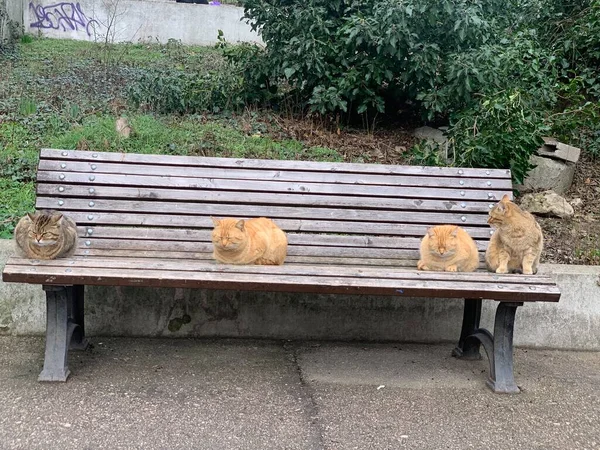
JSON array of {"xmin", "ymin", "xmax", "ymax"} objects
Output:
[{"xmin": 29, "ymin": 2, "xmax": 99, "ymax": 36}]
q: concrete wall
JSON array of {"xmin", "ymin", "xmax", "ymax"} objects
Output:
[
  {"xmin": 1, "ymin": 240, "xmax": 599, "ymax": 350},
  {"xmin": 23, "ymin": 0, "xmax": 262, "ymax": 45},
  {"xmin": 2, "ymin": 0, "xmax": 24, "ymax": 41}
]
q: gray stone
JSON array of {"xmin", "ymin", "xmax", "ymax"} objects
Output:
[
  {"xmin": 522, "ymin": 155, "xmax": 576, "ymax": 194},
  {"xmin": 413, "ymin": 126, "xmax": 447, "ymax": 144},
  {"xmin": 520, "ymin": 190, "xmax": 575, "ymax": 218},
  {"xmin": 412, "ymin": 126, "xmax": 450, "ymax": 162}
]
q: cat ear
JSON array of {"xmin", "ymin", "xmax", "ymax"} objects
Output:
[
  {"xmin": 501, "ymin": 194, "xmax": 511, "ymax": 203},
  {"xmin": 450, "ymin": 226, "xmax": 459, "ymax": 237},
  {"xmin": 50, "ymin": 213, "xmax": 63, "ymax": 224},
  {"xmin": 26, "ymin": 212, "xmax": 36, "ymax": 221},
  {"xmin": 496, "ymin": 202, "xmax": 507, "ymax": 213},
  {"xmin": 211, "ymin": 217, "xmax": 220, "ymax": 226},
  {"xmin": 427, "ymin": 228, "xmax": 435, "ymax": 238},
  {"xmin": 235, "ymin": 220, "xmax": 245, "ymax": 231}
]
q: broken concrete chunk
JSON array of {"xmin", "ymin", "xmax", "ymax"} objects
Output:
[
  {"xmin": 522, "ymin": 155, "xmax": 575, "ymax": 195},
  {"xmin": 537, "ymin": 141, "xmax": 581, "ymax": 164},
  {"xmin": 542, "ymin": 136, "xmax": 559, "ymax": 147},
  {"xmin": 520, "ymin": 190, "xmax": 574, "ymax": 219}
]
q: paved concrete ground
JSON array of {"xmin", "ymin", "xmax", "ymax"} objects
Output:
[{"xmin": 1, "ymin": 337, "xmax": 599, "ymax": 450}]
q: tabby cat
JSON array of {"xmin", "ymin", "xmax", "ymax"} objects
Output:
[
  {"xmin": 211, "ymin": 217, "xmax": 288, "ymax": 265},
  {"xmin": 417, "ymin": 225, "xmax": 479, "ymax": 272},
  {"xmin": 14, "ymin": 211, "xmax": 78, "ymax": 260},
  {"xmin": 485, "ymin": 194, "xmax": 543, "ymax": 275}
]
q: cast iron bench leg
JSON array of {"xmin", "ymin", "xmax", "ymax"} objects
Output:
[
  {"xmin": 38, "ymin": 285, "xmax": 88, "ymax": 382},
  {"xmin": 453, "ymin": 300, "xmax": 523, "ymax": 394},
  {"xmin": 68, "ymin": 285, "xmax": 88, "ymax": 351},
  {"xmin": 452, "ymin": 298, "xmax": 482, "ymax": 360}
]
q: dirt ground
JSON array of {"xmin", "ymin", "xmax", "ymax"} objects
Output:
[{"xmin": 533, "ymin": 154, "xmax": 600, "ymax": 265}]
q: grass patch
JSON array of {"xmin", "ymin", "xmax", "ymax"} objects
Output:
[
  {"xmin": 0, "ymin": 36, "xmax": 341, "ymax": 237},
  {"xmin": 0, "ymin": 179, "xmax": 35, "ymax": 239},
  {"xmin": 51, "ymin": 114, "xmax": 343, "ymax": 161}
]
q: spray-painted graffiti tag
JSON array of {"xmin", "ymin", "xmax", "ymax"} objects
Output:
[{"xmin": 29, "ymin": 2, "xmax": 99, "ymax": 36}]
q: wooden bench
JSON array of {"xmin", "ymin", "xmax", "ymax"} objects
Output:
[{"xmin": 2, "ymin": 149, "xmax": 561, "ymax": 392}]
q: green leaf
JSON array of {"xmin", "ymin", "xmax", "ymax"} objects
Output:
[{"xmin": 284, "ymin": 68, "xmax": 296, "ymax": 79}]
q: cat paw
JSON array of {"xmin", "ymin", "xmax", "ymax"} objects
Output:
[
  {"xmin": 522, "ymin": 268, "xmax": 534, "ymax": 275},
  {"xmin": 496, "ymin": 267, "xmax": 509, "ymax": 274},
  {"xmin": 445, "ymin": 265, "xmax": 457, "ymax": 272},
  {"xmin": 417, "ymin": 261, "xmax": 428, "ymax": 271}
]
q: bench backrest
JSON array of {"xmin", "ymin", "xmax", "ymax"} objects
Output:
[{"xmin": 36, "ymin": 149, "xmax": 513, "ymax": 267}]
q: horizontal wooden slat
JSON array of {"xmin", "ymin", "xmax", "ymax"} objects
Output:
[
  {"xmin": 72, "ymin": 249, "xmax": 421, "ymax": 267},
  {"xmin": 75, "ymin": 226, "xmax": 490, "ymax": 251},
  {"xmin": 77, "ymin": 238, "xmax": 421, "ymax": 259},
  {"xmin": 37, "ymin": 171, "xmax": 510, "ymax": 202},
  {"xmin": 37, "ymin": 198, "xmax": 490, "ymax": 226},
  {"xmin": 38, "ymin": 184, "xmax": 498, "ymax": 213},
  {"xmin": 39, "ymin": 160, "xmax": 513, "ymax": 190},
  {"xmin": 3, "ymin": 263, "xmax": 560, "ymax": 301},
  {"xmin": 41, "ymin": 149, "xmax": 513, "ymax": 179},
  {"xmin": 8, "ymin": 257, "xmax": 556, "ymax": 285},
  {"xmin": 64, "ymin": 213, "xmax": 494, "ymax": 238}
]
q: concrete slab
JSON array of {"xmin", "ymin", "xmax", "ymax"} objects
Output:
[
  {"xmin": 298, "ymin": 343, "xmax": 600, "ymax": 450},
  {"xmin": 0, "ymin": 337, "xmax": 321, "ymax": 450},
  {"xmin": 1, "ymin": 337, "xmax": 599, "ymax": 450}
]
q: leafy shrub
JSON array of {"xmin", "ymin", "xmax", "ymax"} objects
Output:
[
  {"xmin": 127, "ymin": 66, "xmax": 245, "ymax": 114},
  {"xmin": 449, "ymin": 90, "xmax": 550, "ymax": 184},
  {"xmin": 238, "ymin": 0, "xmax": 509, "ymax": 117}
]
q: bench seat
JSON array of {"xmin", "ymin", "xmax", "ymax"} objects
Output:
[
  {"xmin": 4, "ymin": 257, "xmax": 559, "ymax": 301},
  {"xmin": 1, "ymin": 149, "xmax": 561, "ymax": 392}
]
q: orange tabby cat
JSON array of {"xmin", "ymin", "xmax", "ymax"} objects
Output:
[
  {"xmin": 211, "ymin": 217, "xmax": 288, "ymax": 265},
  {"xmin": 417, "ymin": 225, "xmax": 479, "ymax": 272},
  {"xmin": 486, "ymin": 194, "xmax": 543, "ymax": 275}
]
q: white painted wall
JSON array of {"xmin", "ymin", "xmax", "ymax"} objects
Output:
[{"xmin": 23, "ymin": 0, "xmax": 262, "ymax": 45}]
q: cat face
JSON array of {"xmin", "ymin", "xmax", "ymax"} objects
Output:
[
  {"xmin": 488, "ymin": 194, "xmax": 512, "ymax": 227},
  {"xmin": 426, "ymin": 226, "xmax": 459, "ymax": 257},
  {"xmin": 26, "ymin": 212, "xmax": 63, "ymax": 246},
  {"xmin": 211, "ymin": 218, "xmax": 246, "ymax": 251}
]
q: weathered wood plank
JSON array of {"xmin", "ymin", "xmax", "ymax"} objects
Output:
[
  {"xmin": 65, "ymin": 213, "xmax": 494, "ymax": 239},
  {"xmin": 38, "ymin": 184, "xmax": 498, "ymax": 213},
  {"xmin": 75, "ymin": 226, "xmax": 490, "ymax": 251},
  {"xmin": 71, "ymin": 250, "xmax": 421, "ymax": 267},
  {"xmin": 9, "ymin": 257, "xmax": 556, "ymax": 286},
  {"xmin": 36, "ymin": 172, "xmax": 511, "ymax": 202},
  {"xmin": 78, "ymin": 238, "xmax": 422, "ymax": 259},
  {"xmin": 37, "ymin": 198, "xmax": 491, "ymax": 226},
  {"xmin": 41, "ymin": 149, "xmax": 513, "ymax": 179},
  {"xmin": 39, "ymin": 160, "xmax": 513, "ymax": 189},
  {"xmin": 3, "ymin": 265, "xmax": 560, "ymax": 301}
]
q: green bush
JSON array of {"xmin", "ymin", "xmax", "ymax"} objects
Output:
[
  {"xmin": 238, "ymin": 0, "xmax": 509, "ymax": 117},
  {"xmin": 231, "ymin": 0, "xmax": 600, "ymax": 180},
  {"xmin": 449, "ymin": 90, "xmax": 550, "ymax": 184},
  {"xmin": 127, "ymin": 66, "xmax": 245, "ymax": 114}
]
